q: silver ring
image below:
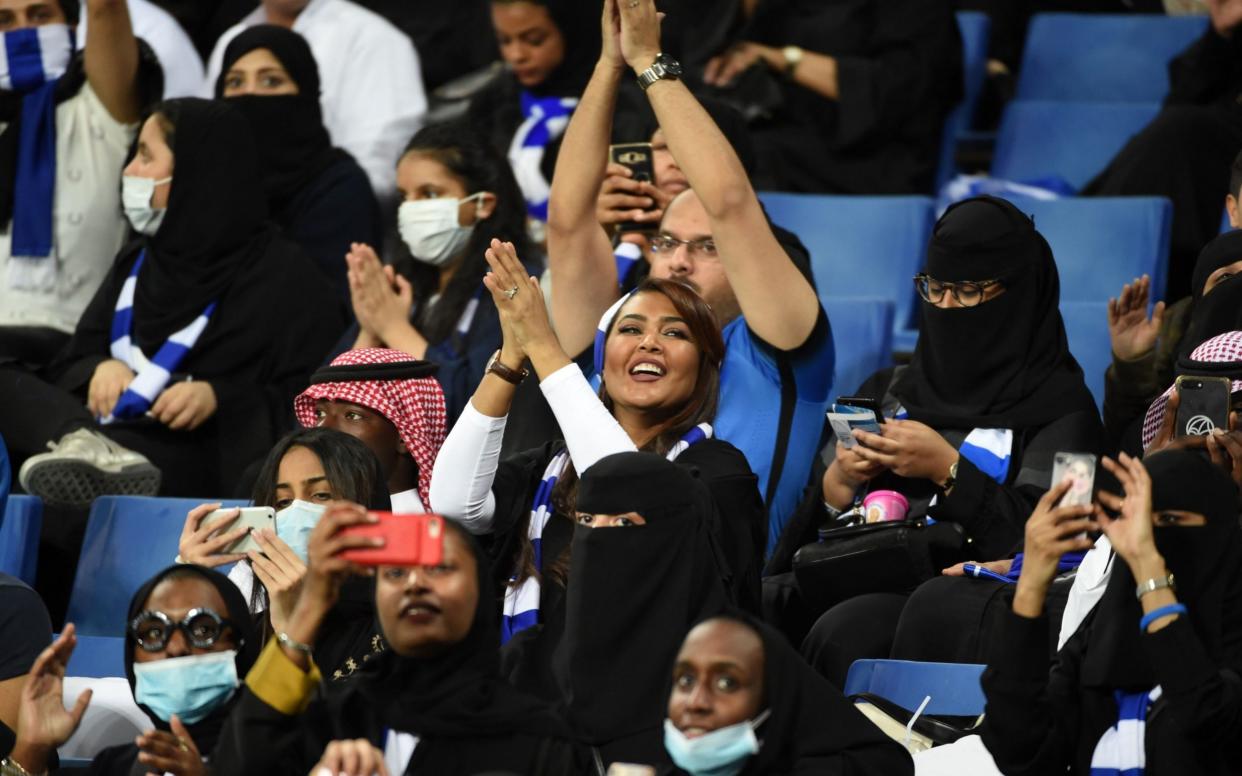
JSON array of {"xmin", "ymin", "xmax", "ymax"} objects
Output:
[
  {"xmin": 627, "ymin": 0, "xmax": 640, "ymax": 6},
  {"xmin": 505, "ymin": 286, "xmax": 519, "ymax": 300}
]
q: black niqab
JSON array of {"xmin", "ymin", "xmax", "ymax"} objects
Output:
[
  {"xmin": 132, "ymin": 98, "xmax": 270, "ymax": 353},
  {"xmin": 557, "ymin": 453, "xmax": 729, "ymax": 753},
  {"xmin": 1081, "ymin": 450, "xmax": 1242, "ymax": 690},
  {"xmin": 893, "ymin": 196, "xmax": 1097, "ymax": 429},
  {"xmin": 678, "ymin": 611, "xmax": 912, "ymax": 775},
  {"xmin": 328, "ymin": 519, "xmax": 569, "ymax": 740},
  {"xmin": 213, "ymin": 25, "xmax": 343, "ymax": 216},
  {"xmin": 123, "ymin": 564, "xmax": 260, "ymax": 746},
  {"xmin": 1179, "ymin": 232, "xmax": 1242, "ymax": 359}
]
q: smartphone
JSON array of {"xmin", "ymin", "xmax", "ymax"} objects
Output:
[
  {"xmin": 827, "ymin": 397, "xmax": 884, "ymax": 450},
  {"xmin": 1051, "ymin": 452, "xmax": 1096, "ymax": 508},
  {"xmin": 1174, "ymin": 375, "xmax": 1232, "ymax": 438},
  {"xmin": 199, "ymin": 506, "xmax": 275, "ymax": 555},
  {"xmin": 338, "ymin": 513, "xmax": 445, "ymax": 567},
  {"xmin": 609, "ymin": 142, "xmax": 656, "ymax": 234}
]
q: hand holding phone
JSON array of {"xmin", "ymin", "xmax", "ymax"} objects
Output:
[
  {"xmin": 338, "ymin": 513, "xmax": 445, "ymax": 567},
  {"xmin": 828, "ymin": 397, "xmax": 884, "ymax": 450},
  {"xmin": 1174, "ymin": 375, "xmax": 1232, "ymax": 438},
  {"xmin": 607, "ymin": 143, "xmax": 658, "ymax": 233},
  {"xmin": 1051, "ymin": 452, "xmax": 1096, "ymax": 508},
  {"xmin": 199, "ymin": 506, "xmax": 275, "ymax": 556}
]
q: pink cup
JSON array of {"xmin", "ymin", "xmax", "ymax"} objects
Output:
[{"xmin": 863, "ymin": 490, "xmax": 910, "ymax": 523}]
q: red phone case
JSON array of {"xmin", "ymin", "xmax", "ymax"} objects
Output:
[{"xmin": 338, "ymin": 513, "xmax": 444, "ymax": 567}]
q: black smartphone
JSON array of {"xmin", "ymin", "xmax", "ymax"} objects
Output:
[
  {"xmin": 609, "ymin": 142, "xmax": 656, "ymax": 234},
  {"xmin": 1174, "ymin": 375, "xmax": 1232, "ymax": 437}
]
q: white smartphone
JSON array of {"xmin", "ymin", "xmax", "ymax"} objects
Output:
[
  {"xmin": 1051, "ymin": 452, "xmax": 1096, "ymax": 508},
  {"xmin": 199, "ymin": 506, "xmax": 275, "ymax": 555}
]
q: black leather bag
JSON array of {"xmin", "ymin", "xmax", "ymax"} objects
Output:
[{"xmin": 791, "ymin": 520, "xmax": 967, "ymax": 611}]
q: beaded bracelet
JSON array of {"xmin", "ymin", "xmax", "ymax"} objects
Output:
[{"xmin": 1139, "ymin": 603, "xmax": 1188, "ymax": 633}]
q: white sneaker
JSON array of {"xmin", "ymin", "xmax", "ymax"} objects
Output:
[{"xmin": 19, "ymin": 428, "xmax": 161, "ymax": 505}]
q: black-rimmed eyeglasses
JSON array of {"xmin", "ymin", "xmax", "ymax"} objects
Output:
[
  {"xmin": 128, "ymin": 608, "xmax": 237, "ymax": 652},
  {"xmin": 913, "ymin": 274, "xmax": 1003, "ymax": 308}
]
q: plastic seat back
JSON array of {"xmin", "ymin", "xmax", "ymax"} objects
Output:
[
  {"xmin": 66, "ymin": 496, "xmax": 247, "ymax": 636},
  {"xmin": 1017, "ymin": 13, "xmax": 1208, "ymax": 102},
  {"xmin": 935, "ymin": 11, "xmax": 991, "ymax": 192},
  {"xmin": 844, "ymin": 658, "xmax": 987, "ymax": 717},
  {"xmin": 1060, "ymin": 301, "xmax": 1113, "ymax": 412},
  {"xmin": 0, "ymin": 494, "xmax": 43, "ymax": 585},
  {"xmin": 993, "ymin": 101, "xmax": 1161, "ymax": 190},
  {"xmin": 823, "ymin": 298, "xmax": 895, "ymax": 396}
]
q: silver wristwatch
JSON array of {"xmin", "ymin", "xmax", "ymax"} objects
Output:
[{"xmin": 636, "ymin": 53, "xmax": 683, "ymax": 91}]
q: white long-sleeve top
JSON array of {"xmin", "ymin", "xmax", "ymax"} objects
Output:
[
  {"xmin": 430, "ymin": 363, "xmax": 637, "ymax": 534},
  {"xmin": 203, "ymin": 0, "xmax": 426, "ymax": 198}
]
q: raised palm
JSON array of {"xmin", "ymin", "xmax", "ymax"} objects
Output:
[
  {"xmin": 1107, "ymin": 276, "xmax": 1164, "ymax": 362},
  {"xmin": 18, "ymin": 627, "xmax": 91, "ymax": 749}
]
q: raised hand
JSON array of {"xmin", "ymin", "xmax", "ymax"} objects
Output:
[
  {"xmin": 178, "ymin": 503, "xmax": 249, "ymax": 567},
  {"xmin": 136, "ymin": 715, "xmax": 206, "ymax": 776},
  {"xmin": 1012, "ymin": 479, "xmax": 1097, "ymax": 618},
  {"xmin": 10, "ymin": 625, "xmax": 93, "ymax": 775},
  {"xmin": 248, "ymin": 529, "xmax": 308, "ymax": 634},
  {"xmin": 600, "ymin": 0, "xmax": 625, "ymax": 71},
  {"xmin": 1107, "ymin": 275, "xmax": 1164, "ymax": 362},
  {"xmin": 1096, "ymin": 453, "xmax": 1157, "ymax": 572},
  {"xmin": 616, "ymin": 0, "xmax": 663, "ymax": 72},
  {"xmin": 347, "ymin": 243, "xmax": 413, "ymax": 345},
  {"xmin": 483, "ymin": 239, "xmax": 558, "ymax": 360}
]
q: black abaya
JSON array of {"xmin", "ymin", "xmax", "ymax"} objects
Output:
[
  {"xmin": 211, "ymin": 521, "xmax": 586, "ymax": 776},
  {"xmin": 1084, "ymin": 27, "xmax": 1242, "ymax": 300}
]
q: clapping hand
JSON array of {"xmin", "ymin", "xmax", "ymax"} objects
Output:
[
  {"xmin": 1107, "ymin": 275, "xmax": 1164, "ymax": 363},
  {"xmin": 10, "ymin": 625, "xmax": 93, "ymax": 775},
  {"xmin": 136, "ymin": 715, "xmax": 206, "ymax": 776}
]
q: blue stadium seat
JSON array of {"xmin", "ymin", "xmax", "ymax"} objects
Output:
[
  {"xmin": 1016, "ymin": 13, "xmax": 1208, "ymax": 102},
  {"xmin": 823, "ymin": 298, "xmax": 894, "ymax": 395},
  {"xmin": 992, "ymin": 101, "xmax": 1161, "ymax": 190},
  {"xmin": 64, "ymin": 635, "xmax": 127, "ymax": 679},
  {"xmin": 0, "ymin": 495, "xmax": 43, "ymax": 586},
  {"xmin": 1060, "ymin": 301, "xmax": 1112, "ymax": 411},
  {"xmin": 844, "ymin": 659, "xmax": 987, "ymax": 717},
  {"xmin": 65, "ymin": 496, "xmax": 248, "ymax": 637},
  {"xmin": 935, "ymin": 11, "xmax": 991, "ymax": 193},
  {"xmin": 759, "ymin": 193, "xmax": 934, "ymax": 352},
  {"xmin": 1002, "ymin": 196, "xmax": 1173, "ymax": 306}
]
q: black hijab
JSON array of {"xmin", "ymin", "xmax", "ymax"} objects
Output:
[
  {"xmin": 131, "ymin": 98, "xmax": 271, "ymax": 353},
  {"xmin": 1081, "ymin": 450, "xmax": 1242, "ymax": 690},
  {"xmin": 213, "ymin": 25, "xmax": 343, "ymax": 217},
  {"xmin": 893, "ymin": 195, "xmax": 1097, "ymax": 429},
  {"xmin": 515, "ymin": 0, "xmax": 602, "ymax": 97},
  {"xmin": 670, "ymin": 612, "xmax": 912, "ymax": 775},
  {"xmin": 1179, "ymin": 232, "xmax": 1242, "ymax": 359},
  {"xmin": 329, "ymin": 519, "xmax": 569, "ymax": 740},
  {"xmin": 556, "ymin": 452, "xmax": 730, "ymax": 754},
  {"xmin": 123, "ymin": 564, "xmax": 260, "ymax": 745}
]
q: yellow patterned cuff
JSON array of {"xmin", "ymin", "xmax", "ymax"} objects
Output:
[{"xmin": 244, "ymin": 639, "xmax": 322, "ymax": 715}]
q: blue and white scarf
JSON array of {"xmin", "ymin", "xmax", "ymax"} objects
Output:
[
  {"xmin": 500, "ymin": 422, "xmax": 714, "ymax": 644},
  {"xmin": 104, "ymin": 252, "xmax": 217, "ymax": 423},
  {"xmin": 2, "ymin": 24, "xmax": 74, "ymax": 290},
  {"xmin": 1089, "ymin": 686, "xmax": 1161, "ymax": 776},
  {"xmin": 507, "ymin": 92, "xmax": 576, "ymax": 222}
]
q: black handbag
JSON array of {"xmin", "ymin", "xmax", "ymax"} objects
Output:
[{"xmin": 791, "ymin": 520, "xmax": 967, "ymax": 611}]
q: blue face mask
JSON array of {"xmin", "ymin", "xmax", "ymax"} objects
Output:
[
  {"xmin": 132, "ymin": 650, "xmax": 239, "ymax": 725},
  {"xmin": 663, "ymin": 710, "xmax": 770, "ymax": 776},
  {"xmin": 275, "ymin": 500, "xmax": 326, "ymax": 563}
]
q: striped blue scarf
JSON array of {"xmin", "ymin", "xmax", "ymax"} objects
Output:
[
  {"xmin": 1089, "ymin": 687, "xmax": 1161, "ymax": 776},
  {"xmin": 894, "ymin": 409, "xmax": 1014, "ymax": 484},
  {"xmin": 2, "ymin": 25, "xmax": 73, "ymax": 290},
  {"xmin": 500, "ymin": 422, "xmax": 714, "ymax": 644},
  {"xmin": 104, "ymin": 252, "xmax": 217, "ymax": 423},
  {"xmin": 508, "ymin": 92, "xmax": 576, "ymax": 222}
]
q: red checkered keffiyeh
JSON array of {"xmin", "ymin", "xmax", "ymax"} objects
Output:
[
  {"xmin": 1141, "ymin": 331, "xmax": 1242, "ymax": 450},
  {"xmin": 294, "ymin": 348, "xmax": 447, "ymax": 509}
]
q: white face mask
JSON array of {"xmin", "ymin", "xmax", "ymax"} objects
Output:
[
  {"xmin": 398, "ymin": 193, "xmax": 486, "ymax": 267},
  {"xmin": 122, "ymin": 175, "xmax": 172, "ymax": 236}
]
